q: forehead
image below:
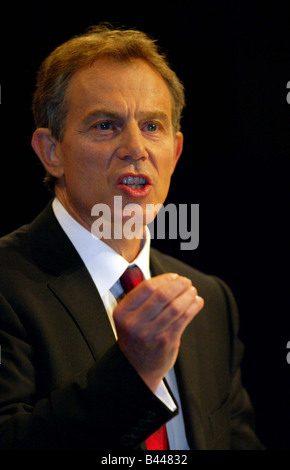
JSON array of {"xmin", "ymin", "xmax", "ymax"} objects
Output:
[{"xmin": 66, "ymin": 58, "xmax": 173, "ymax": 119}]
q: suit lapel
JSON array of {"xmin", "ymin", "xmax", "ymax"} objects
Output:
[
  {"xmin": 47, "ymin": 266, "xmax": 116, "ymax": 361},
  {"xmin": 150, "ymin": 248, "xmax": 207, "ymax": 449},
  {"xmin": 27, "ymin": 202, "xmax": 116, "ymax": 362}
]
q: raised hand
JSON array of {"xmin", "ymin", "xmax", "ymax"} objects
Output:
[{"xmin": 113, "ymin": 273, "xmax": 204, "ymax": 391}]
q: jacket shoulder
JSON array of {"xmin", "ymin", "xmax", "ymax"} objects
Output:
[
  {"xmin": 150, "ymin": 247, "xmax": 221, "ymax": 291},
  {"xmin": 0, "ymin": 224, "xmax": 31, "ymax": 260}
]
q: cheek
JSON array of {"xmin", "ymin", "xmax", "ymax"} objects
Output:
[
  {"xmin": 158, "ymin": 155, "xmax": 176, "ymax": 186},
  {"xmin": 61, "ymin": 140, "xmax": 108, "ymax": 184},
  {"xmin": 152, "ymin": 154, "xmax": 177, "ymax": 203}
]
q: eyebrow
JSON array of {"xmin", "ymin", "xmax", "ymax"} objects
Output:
[
  {"xmin": 82, "ymin": 109, "xmax": 121, "ymax": 127},
  {"xmin": 81, "ymin": 108, "xmax": 171, "ymax": 128}
]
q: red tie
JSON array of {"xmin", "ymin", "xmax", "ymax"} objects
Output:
[{"xmin": 120, "ymin": 266, "xmax": 169, "ymax": 450}]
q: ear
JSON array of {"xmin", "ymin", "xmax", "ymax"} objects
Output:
[
  {"xmin": 171, "ymin": 131, "xmax": 183, "ymax": 174},
  {"xmin": 31, "ymin": 128, "xmax": 64, "ymax": 178}
]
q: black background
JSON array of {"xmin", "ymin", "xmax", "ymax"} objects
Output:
[{"xmin": 0, "ymin": 0, "xmax": 289, "ymax": 450}]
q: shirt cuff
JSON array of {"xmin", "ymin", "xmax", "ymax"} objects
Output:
[{"xmin": 154, "ymin": 380, "xmax": 177, "ymax": 412}]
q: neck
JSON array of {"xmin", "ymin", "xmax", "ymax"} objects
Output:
[
  {"xmin": 102, "ymin": 236, "xmax": 143, "ymax": 263},
  {"xmin": 55, "ymin": 186, "xmax": 144, "ymax": 263}
]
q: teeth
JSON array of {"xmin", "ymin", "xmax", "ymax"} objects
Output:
[{"xmin": 121, "ymin": 176, "xmax": 147, "ymax": 188}]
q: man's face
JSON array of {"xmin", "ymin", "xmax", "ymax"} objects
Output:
[{"xmin": 53, "ymin": 58, "xmax": 183, "ymax": 228}]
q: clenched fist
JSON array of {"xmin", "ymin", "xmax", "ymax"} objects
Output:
[{"xmin": 113, "ymin": 273, "xmax": 204, "ymax": 392}]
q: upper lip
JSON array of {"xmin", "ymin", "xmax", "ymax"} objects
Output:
[{"xmin": 117, "ymin": 172, "xmax": 152, "ymax": 185}]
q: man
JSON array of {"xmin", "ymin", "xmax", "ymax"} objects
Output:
[{"xmin": 0, "ymin": 24, "xmax": 263, "ymax": 450}]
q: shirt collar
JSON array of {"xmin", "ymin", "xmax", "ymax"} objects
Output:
[{"xmin": 52, "ymin": 197, "xmax": 151, "ymax": 297}]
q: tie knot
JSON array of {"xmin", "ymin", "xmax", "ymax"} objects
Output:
[{"xmin": 120, "ymin": 265, "xmax": 144, "ymax": 293}]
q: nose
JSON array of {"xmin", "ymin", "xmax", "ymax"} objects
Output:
[{"xmin": 116, "ymin": 122, "xmax": 149, "ymax": 161}]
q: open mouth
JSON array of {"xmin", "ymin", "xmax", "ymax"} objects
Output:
[
  {"xmin": 120, "ymin": 176, "xmax": 147, "ymax": 189},
  {"xmin": 117, "ymin": 173, "xmax": 152, "ymax": 198}
]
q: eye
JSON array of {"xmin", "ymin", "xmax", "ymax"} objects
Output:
[
  {"xmin": 96, "ymin": 121, "xmax": 113, "ymax": 131},
  {"xmin": 143, "ymin": 122, "xmax": 159, "ymax": 132}
]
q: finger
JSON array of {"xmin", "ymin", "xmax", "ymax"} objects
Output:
[
  {"xmin": 117, "ymin": 273, "xmax": 192, "ymax": 313},
  {"xmin": 150, "ymin": 286, "xmax": 200, "ymax": 331},
  {"xmin": 167, "ymin": 295, "xmax": 204, "ymax": 338},
  {"xmin": 124, "ymin": 276, "xmax": 193, "ymax": 324}
]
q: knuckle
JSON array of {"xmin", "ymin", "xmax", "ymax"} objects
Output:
[
  {"xmin": 113, "ymin": 300, "xmax": 127, "ymax": 318},
  {"xmin": 168, "ymin": 302, "xmax": 180, "ymax": 318},
  {"xmin": 157, "ymin": 332, "xmax": 169, "ymax": 349},
  {"xmin": 182, "ymin": 309, "xmax": 194, "ymax": 322},
  {"xmin": 113, "ymin": 304, "xmax": 128, "ymax": 325},
  {"xmin": 137, "ymin": 328, "xmax": 149, "ymax": 344},
  {"xmin": 142, "ymin": 279, "xmax": 155, "ymax": 295},
  {"xmin": 126, "ymin": 319, "xmax": 140, "ymax": 337},
  {"xmin": 154, "ymin": 288, "xmax": 169, "ymax": 304}
]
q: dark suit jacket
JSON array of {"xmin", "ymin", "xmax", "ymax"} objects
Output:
[{"xmin": 0, "ymin": 202, "xmax": 263, "ymax": 450}]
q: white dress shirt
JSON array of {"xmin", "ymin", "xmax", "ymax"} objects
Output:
[{"xmin": 52, "ymin": 197, "xmax": 189, "ymax": 450}]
